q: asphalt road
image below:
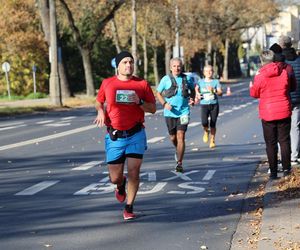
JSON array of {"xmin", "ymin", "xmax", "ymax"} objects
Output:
[{"xmin": 0, "ymin": 80, "xmax": 266, "ymax": 250}]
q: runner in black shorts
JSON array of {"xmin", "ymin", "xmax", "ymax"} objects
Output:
[{"xmin": 156, "ymin": 58, "xmax": 195, "ymax": 172}]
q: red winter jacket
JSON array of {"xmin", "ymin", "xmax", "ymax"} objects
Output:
[{"xmin": 250, "ymin": 62, "xmax": 292, "ymax": 121}]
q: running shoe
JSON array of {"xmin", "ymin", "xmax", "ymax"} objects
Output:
[
  {"xmin": 115, "ymin": 176, "xmax": 126, "ymax": 203},
  {"xmin": 123, "ymin": 205, "xmax": 136, "ymax": 220},
  {"xmin": 283, "ymin": 169, "xmax": 291, "ymax": 177},
  {"xmin": 291, "ymin": 160, "xmax": 299, "ymax": 166},
  {"xmin": 209, "ymin": 139, "xmax": 215, "ymax": 148},
  {"xmin": 203, "ymin": 131, "xmax": 209, "ymax": 143},
  {"xmin": 175, "ymin": 163, "xmax": 184, "ymax": 173},
  {"xmin": 269, "ymin": 173, "xmax": 278, "ymax": 180}
]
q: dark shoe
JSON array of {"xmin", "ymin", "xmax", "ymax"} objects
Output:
[
  {"xmin": 123, "ymin": 204, "xmax": 136, "ymax": 220},
  {"xmin": 115, "ymin": 176, "xmax": 126, "ymax": 203},
  {"xmin": 269, "ymin": 173, "xmax": 278, "ymax": 180},
  {"xmin": 175, "ymin": 163, "xmax": 183, "ymax": 173},
  {"xmin": 283, "ymin": 169, "xmax": 291, "ymax": 177}
]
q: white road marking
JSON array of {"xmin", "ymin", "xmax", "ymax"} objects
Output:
[
  {"xmin": 15, "ymin": 181, "xmax": 60, "ymax": 195},
  {"xmin": 100, "ymin": 176, "xmax": 110, "ymax": 183},
  {"xmin": 147, "ymin": 136, "xmax": 165, "ymax": 143},
  {"xmin": 189, "ymin": 122, "xmax": 201, "ymax": 127},
  {"xmin": 44, "ymin": 123, "xmax": 71, "ymax": 127},
  {"xmin": 36, "ymin": 120, "xmax": 54, "ymax": 124},
  {"xmin": 202, "ymin": 170, "xmax": 216, "ymax": 181},
  {"xmin": 0, "ymin": 124, "xmax": 96, "ymax": 151},
  {"xmin": 74, "ymin": 183, "xmax": 114, "ymax": 195},
  {"xmin": 0, "ymin": 121, "xmax": 24, "ymax": 127},
  {"xmin": 140, "ymin": 171, "xmax": 157, "ymax": 181},
  {"xmin": 223, "ymin": 110, "xmax": 232, "ymax": 113},
  {"xmin": 0, "ymin": 124, "xmax": 26, "ymax": 131},
  {"xmin": 168, "ymin": 182, "xmax": 207, "ymax": 194},
  {"xmin": 163, "ymin": 170, "xmax": 200, "ymax": 181},
  {"xmin": 61, "ymin": 116, "xmax": 76, "ymax": 120},
  {"xmin": 138, "ymin": 182, "xmax": 167, "ymax": 194},
  {"xmin": 72, "ymin": 161, "xmax": 103, "ymax": 170}
]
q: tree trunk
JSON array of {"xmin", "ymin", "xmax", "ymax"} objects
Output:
[
  {"xmin": 131, "ymin": 0, "xmax": 138, "ymax": 75},
  {"xmin": 111, "ymin": 18, "xmax": 121, "ymax": 53},
  {"xmin": 165, "ymin": 39, "xmax": 172, "ymax": 75},
  {"xmin": 222, "ymin": 37, "xmax": 229, "ymax": 80},
  {"xmin": 80, "ymin": 47, "xmax": 95, "ymax": 96},
  {"xmin": 58, "ymin": 55, "xmax": 72, "ymax": 96},
  {"xmin": 143, "ymin": 34, "xmax": 148, "ymax": 80},
  {"xmin": 37, "ymin": 0, "xmax": 71, "ymax": 98},
  {"xmin": 153, "ymin": 47, "xmax": 159, "ymax": 87}
]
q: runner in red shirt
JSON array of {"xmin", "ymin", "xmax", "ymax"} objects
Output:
[{"xmin": 94, "ymin": 51, "xmax": 156, "ymax": 220}]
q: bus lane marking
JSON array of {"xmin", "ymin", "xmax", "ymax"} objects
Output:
[
  {"xmin": 138, "ymin": 182, "xmax": 167, "ymax": 195},
  {"xmin": 202, "ymin": 170, "xmax": 216, "ymax": 181},
  {"xmin": 163, "ymin": 170, "xmax": 200, "ymax": 181},
  {"xmin": 15, "ymin": 181, "xmax": 60, "ymax": 196},
  {"xmin": 168, "ymin": 182, "xmax": 208, "ymax": 194}
]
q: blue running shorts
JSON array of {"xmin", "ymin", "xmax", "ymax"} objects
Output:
[{"xmin": 105, "ymin": 128, "xmax": 147, "ymax": 163}]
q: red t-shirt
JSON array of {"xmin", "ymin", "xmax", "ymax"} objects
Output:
[{"xmin": 96, "ymin": 76, "xmax": 156, "ymax": 130}]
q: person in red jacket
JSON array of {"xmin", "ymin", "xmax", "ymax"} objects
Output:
[{"xmin": 250, "ymin": 50, "xmax": 293, "ymax": 179}]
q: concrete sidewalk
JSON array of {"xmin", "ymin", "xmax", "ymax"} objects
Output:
[
  {"xmin": 258, "ymin": 173, "xmax": 300, "ymax": 250},
  {"xmin": 0, "ymin": 98, "xmax": 50, "ymax": 107}
]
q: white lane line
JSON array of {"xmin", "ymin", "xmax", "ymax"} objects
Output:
[
  {"xmin": 202, "ymin": 170, "xmax": 216, "ymax": 181},
  {"xmin": 0, "ymin": 121, "xmax": 25, "ymax": 127},
  {"xmin": 61, "ymin": 116, "xmax": 76, "ymax": 120},
  {"xmin": 72, "ymin": 161, "xmax": 103, "ymax": 170},
  {"xmin": 147, "ymin": 136, "xmax": 165, "ymax": 143},
  {"xmin": 15, "ymin": 181, "xmax": 60, "ymax": 195},
  {"xmin": 0, "ymin": 124, "xmax": 27, "ymax": 131},
  {"xmin": 0, "ymin": 124, "xmax": 96, "ymax": 151},
  {"xmin": 44, "ymin": 123, "xmax": 71, "ymax": 127},
  {"xmin": 223, "ymin": 110, "xmax": 232, "ymax": 113},
  {"xmin": 36, "ymin": 120, "xmax": 54, "ymax": 124},
  {"xmin": 189, "ymin": 122, "xmax": 201, "ymax": 127}
]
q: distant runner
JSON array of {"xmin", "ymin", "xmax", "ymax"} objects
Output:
[
  {"xmin": 156, "ymin": 57, "xmax": 195, "ymax": 173},
  {"xmin": 195, "ymin": 65, "xmax": 222, "ymax": 148}
]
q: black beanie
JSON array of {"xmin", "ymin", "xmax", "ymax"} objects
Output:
[
  {"xmin": 115, "ymin": 51, "xmax": 134, "ymax": 68},
  {"xmin": 269, "ymin": 43, "xmax": 282, "ymax": 54}
]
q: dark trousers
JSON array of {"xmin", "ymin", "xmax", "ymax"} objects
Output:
[{"xmin": 261, "ymin": 118, "xmax": 291, "ymax": 174}]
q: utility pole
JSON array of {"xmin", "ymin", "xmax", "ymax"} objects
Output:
[
  {"xmin": 131, "ymin": 0, "xmax": 137, "ymax": 75},
  {"xmin": 49, "ymin": 0, "xmax": 62, "ymax": 106},
  {"xmin": 175, "ymin": 4, "xmax": 180, "ymax": 58}
]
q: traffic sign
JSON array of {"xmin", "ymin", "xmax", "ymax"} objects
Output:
[{"xmin": 2, "ymin": 62, "xmax": 10, "ymax": 72}]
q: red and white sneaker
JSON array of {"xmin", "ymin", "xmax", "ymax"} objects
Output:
[
  {"xmin": 123, "ymin": 206, "xmax": 136, "ymax": 221},
  {"xmin": 115, "ymin": 176, "xmax": 126, "ymax": 203}
]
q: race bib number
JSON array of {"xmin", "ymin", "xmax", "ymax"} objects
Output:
[
  {"xmin": 116, "ymin": 90, "xmax": 135, "ymax": 103},
  {"xmin": 203, "ymin": 93, "xmax": 215, "ymax": 101},
  {"xmin": 180, "ymin": 114, "xmax": 190, "ymax": 125}
]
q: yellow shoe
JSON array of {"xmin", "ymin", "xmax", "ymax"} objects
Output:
[
  {"xmin": 203, "ymin": 131, "xmax": 209, "ymax": 143},
  {"xmin": 209, "ymin": 140, "xmax": 216, "ymax": 148}
]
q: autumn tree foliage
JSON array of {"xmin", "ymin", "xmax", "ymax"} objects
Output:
[
  {"xmin": 0, "ymin": 0, "xmax": 48, "ymax": 96},
  {"xmin": 0, "ymin": 0, "xmax": 281, "ymax": 97}
]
